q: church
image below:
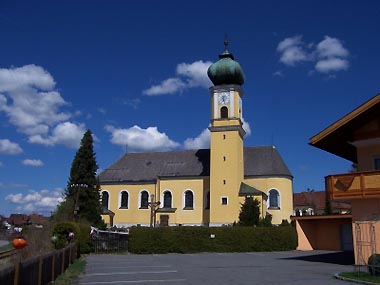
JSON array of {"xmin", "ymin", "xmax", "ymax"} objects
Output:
[{"xmin": 99, "ymin": 42, "xmax": 293, "ymax": 227}]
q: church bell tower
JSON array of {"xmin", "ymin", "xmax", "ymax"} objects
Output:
[{"xmin": 207, "ymin": 41, "xmax": 246, "ymax": 226}]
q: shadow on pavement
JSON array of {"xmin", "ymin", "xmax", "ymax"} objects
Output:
[{"xmin": 281, "ymin": 251, "xmax": 355, "ymax": 265}]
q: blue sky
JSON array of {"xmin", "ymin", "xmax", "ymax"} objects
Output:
[{"xmin": 0, "ymin": 1, "xmax": 379, "ymax": 216}]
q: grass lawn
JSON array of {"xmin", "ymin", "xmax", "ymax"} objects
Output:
[
  {"xmin": 340, "ymin": 271, "xmax": 380, "ymax": 283},
  {"xmin": 53, "ymin": 257, "xmax": 86, "ymax": 285}
]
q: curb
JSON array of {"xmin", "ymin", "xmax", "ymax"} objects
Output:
[{"xmin": 334, "ymin": 273, "xmax": 378, "ymax": 285}]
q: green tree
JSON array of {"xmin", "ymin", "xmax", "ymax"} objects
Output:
[
  {"xmin": 238, "ymin": 196, "xmax": 260, "ymax": 226},
  {"xmin": 324, "ymin": 196, "xmax": 333, "ymax": 215},
  {"xmin": 65, "ymin": 130, "xmax": 103, "ymax": 226}
]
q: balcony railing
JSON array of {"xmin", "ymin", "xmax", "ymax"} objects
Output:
[{"xmin": 326, "ymin": 171, "xmax": 380, "ymax": 200}]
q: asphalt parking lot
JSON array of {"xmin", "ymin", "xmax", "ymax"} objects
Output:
[{"xmin": 77, "ymin": 251, "xmax": 354, "ymax": 285}]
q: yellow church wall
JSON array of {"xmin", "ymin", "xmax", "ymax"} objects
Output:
[
  {"xmin": 212, "ymin": 119, "xmax": 241, "ymax": 127},
  {"xmin": 157, "ymin": 178, "xmax": 208, "ymax": 226},
  {"xmin": 244, "ymin": 177, "xmax": 293, "ymax": 225},
  {"xmin": 100, "ymin": 184, "xmax": 156, "ymax": 227},
  {"xmin": 101, "ymin": 214, "xmax": 110, "ymax": 225}
]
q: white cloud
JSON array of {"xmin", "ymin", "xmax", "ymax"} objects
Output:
[
  {"xmin": 105, "ymin": 125, "xmax": 180, "ymax": 152},
  {"xmin": 315, "ymin": 36, "xmax": 350, "ymax": 73},
  {"xmin": 242, "ymin": 117, "xmax": 251, "ymax": 136},
  {"xmin": 28, "ymin": 122, "xmax": 85, "ymax": 148},
  {"xmin": 0, "ymin": 64, "xmax": 87, "ymax": 148},
  {"xmin": 176, "ymin": 61, "xmax": 213, "ymax": 88},
  {"xmin": 122, "ymin": 98, "xmax": 141, "ymax": 109},
  {"xmin": 0, "ymin": 64, "xmax": 55, "ymax": 92},
  {"xmin": 22, "ymin": 159, "xmax": 44, "ymax": 167},
  {"xmin": 6, "ymin": 193, "xmax": 23, "ymax": 203},
  {"xmin": 277, "ymin": 36, "xmax": 310, "ymax": 66},
  {"xmin": 143, "ymin": 78, "xmax": 186, "ymax": 96},
  {"xmin": 0, "ymin": 182, "xmax": 27, "ymax": 189},
  {"xmin": 316, "ymin": 36, "xmax": 349, "ymax": 58},
  {"xmin": 277, "ymin": 35, "xmax": 350, "ymax": 74},
  {"xmin": 143, "ymin": 60, "xmax": 212, "ymax": 96},
  {"xmin": 273, "ymin": 70, "xmax": 284, "ymax": 77},
  {"xmin": 0, "ymin": 139, "xmax": 23, "ymax": 154},
  {"xmin": 184, "ymin": 128, "xmax": 210, "ymax": 149},
  {"xmin": 315, "ymin": 58, "xmax": 349, "ymax": 73},
  {"xmin": 5, "ymin": 188, "xmax": 64, "ymax": 214}
]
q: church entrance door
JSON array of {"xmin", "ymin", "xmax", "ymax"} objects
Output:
[{"xmin": 160, "ymin": 215, "xmax": 169, "ymax": 227}]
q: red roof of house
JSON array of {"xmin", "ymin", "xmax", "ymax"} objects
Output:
[
  {"xmin": 8, "ymin": 214, "xmax": 30, "ymax": 226},
  {"xmin": 293, "ymin": 191, "xmax": 351, "ymax": 212}
]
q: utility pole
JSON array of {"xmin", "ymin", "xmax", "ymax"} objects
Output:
[
  {"xmin": 70, "ymin": 183, "xmax": 88, "ymax": 222},
  {"xmin": 148, "ymin": 194, "xmax": 160, "ymax": 227}
]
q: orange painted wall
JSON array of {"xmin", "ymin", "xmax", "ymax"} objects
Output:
[{"xmin": 295, "ymin": 217, "xmax": 352, "ymax": 251}]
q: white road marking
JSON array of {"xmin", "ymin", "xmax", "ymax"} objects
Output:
[
  {"xmin": 79, "ymin": 279, "xmax": 186, "ymax": 284},
  {"xmin": 84, "ymin": 270, "xmax": 177, "ymax": 276},
  {"xmin": 87, "ymin": 265, "xmax": 171, "ymax": 270}
]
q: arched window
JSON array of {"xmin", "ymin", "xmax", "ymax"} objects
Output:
[
  {"xmin": 101, "ymin": 191, "xmax": 109, "ymax": 209},
  {"xmin": 163, "ymin": 191, "xmax": 172, "ymax": 208},
  {"xmin": 221, "ymin": 106, "xmax": 228, "ymax": 118},
  {"xmin": 140, "ymin": 191, "xmax": 149, "ymax": 209},
  {"xmin": 120, "ymin": 191, "xmax": 128, "ymax": 209},
  {"xmin": 184, "ymin": 190, "xmax": 194, "ymax": 209},
  {"xmin": 268, "ymin": 189, "xmax": 280, "ymax": 209}
]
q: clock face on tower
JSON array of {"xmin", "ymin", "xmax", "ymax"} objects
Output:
[{"xmin": 218, "ymin": 92, "xmax": 230, "ymax": 104}]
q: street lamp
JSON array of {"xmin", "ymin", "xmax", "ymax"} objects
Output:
[
  {"xmin": 148, "ymin": 194, "xmax": 160, "ymax": 227},
  {"xmin": 70, "ymin": 183, "xmax": 88, "ymax": 221}
]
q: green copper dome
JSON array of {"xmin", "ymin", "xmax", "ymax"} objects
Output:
[{"xmin": 207, "ymin": 41, "xmax": 245, "ymax": 86}]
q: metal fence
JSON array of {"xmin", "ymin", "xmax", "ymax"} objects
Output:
[
  {"xmin": 92, "ymin": 230, "xmax": 129, "ymax": 253},
  {"xmin": 0, "ymin": 243, "xmax": 77, "ymax": 285}
]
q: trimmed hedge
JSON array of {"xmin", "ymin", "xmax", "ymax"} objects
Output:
[{"xmin": 128, "ymin": 226, "xmax": 297, "ymax": 254}]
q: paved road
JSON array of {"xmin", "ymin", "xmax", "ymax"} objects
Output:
[{"xmin": 77, "ymin": 251, "xmax": 354, "ymax": 285}]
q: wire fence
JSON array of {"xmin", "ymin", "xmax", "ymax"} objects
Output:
[{"xmin": 92, "ymin": 230, "xmax": 129, "ymax": 253}]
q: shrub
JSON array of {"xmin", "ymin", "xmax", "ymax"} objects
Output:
[
  {"xmin": 52, "ymin": 222, "xmax": 92, "ymax": 254},
  {"xmin": 52, "ymin": 222, "xmax": 80, "ymax": 249},
  {"xmin": 77, "ymin": 223, "xmax": 93, "ymax": 254},
  {"xmin": 368, "ymin": 254, "xmax": 380, "ymax": 276},
  {"xmin": 280, "ymin": 219, "xmax": 290, "ymax": 226}
]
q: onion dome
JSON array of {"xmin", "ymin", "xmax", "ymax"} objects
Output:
[{"xmin": 207, "ymin": 40, "xmax": 245, "ymax": 86}]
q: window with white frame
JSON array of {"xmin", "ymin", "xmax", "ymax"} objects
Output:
[
  {"xmin": 163, "ymin": 191, "xmax": 172, "ymax": 208},
  {"xmin": 101, "ymin": 191, "xmax": 109, "ymax": 209},
  {"xmin": 221, "ymin": 196, "xmax": 228, "ymax": 205},
  {"xmin": 183, "ymin": 190, "xmax": 194, "ymax": 209},
  {"xmin": 268, "ymin": 189, "xmax": 280, "ymax": 209},
  {"xmin": 120, "ymin": 191, "xmax": 129, "ymax": 209},
  {"xmin": 140, "ymin": 190, "xmax": 149, "ymax": 209}
]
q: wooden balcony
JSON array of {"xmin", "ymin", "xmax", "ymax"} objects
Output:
[{"xmin": 326, "ymin": 171, "xmax": 380, "ymax": 200}]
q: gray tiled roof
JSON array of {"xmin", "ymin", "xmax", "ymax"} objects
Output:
[{"xmin": 99, "ymin": 146, "xmax": 292, "ymax": 184}]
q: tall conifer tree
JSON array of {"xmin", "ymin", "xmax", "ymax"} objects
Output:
[
  {"xmin": 66, "ymin": 130, "xmax": 103, "ymax": 226},
  {"xmin": 238, "ymin": 196, "xmax": 260, "ymax": 226}
]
